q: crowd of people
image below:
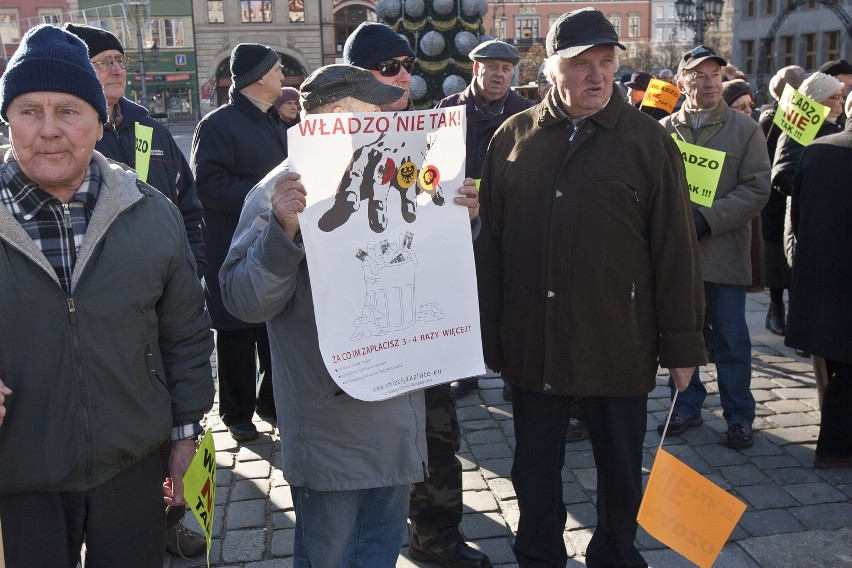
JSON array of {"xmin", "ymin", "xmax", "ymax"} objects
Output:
[{"xmin": 0, "ymin": 9, "xmax": 849, "ymax": 568}]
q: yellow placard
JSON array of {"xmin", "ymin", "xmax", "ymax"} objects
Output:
[
  {"xmin": 671, "ymin": 135, "xmax": 726, "ymax": 207},
  {"xmin": 638, "ymin": 448, "xmax": 746, "ymax": 568},
  {"xmin": 474, "ymin": 179, "xmax": 481, "ymax": 190},
  {"xmin": 772, "ymin": 84, "xmax": 830, "ymax": 147},
  {"xmin": 134, "ymin": 122, "xmax": 154, "ymax": 183},
  {"xmin": 183, "ymin": 429, "xmax": 216, "ymax": 566},
  {"xmin": 641, "ymin": 78, "xmax": 681, "ymax": 114}
]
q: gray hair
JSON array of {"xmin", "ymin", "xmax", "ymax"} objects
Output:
[{"xmin": 543, "ymin": 47, "xmax": 620, "ymax": 85}]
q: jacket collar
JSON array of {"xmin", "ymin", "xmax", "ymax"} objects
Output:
[
  {"xmin": 0, "ymin": 148, "xmax": 145, "ymax": 290},
  {"xmin": 536, "ymin": 84, "xmax": 624, "ymax": 131},
  {"xmin": 229, "ymin": 88, "xmax": 271, "ymax": 122}
]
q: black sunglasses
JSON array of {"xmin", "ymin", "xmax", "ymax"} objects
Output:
[{"xmin": 372, "ymin": 57, "xmax": 415, "ymax": 77}]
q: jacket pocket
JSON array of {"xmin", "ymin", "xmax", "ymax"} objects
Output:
[{"xmin": 145, "ymin": 339, "xmax": 168, "ymax": 392}]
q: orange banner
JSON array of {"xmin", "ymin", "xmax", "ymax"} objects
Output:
[
  {"xmin": 638, "ymin": 448, "xmax": 746, "ymax": 568},
  {"xmin": 642, "ymin": 78, "xmax": 681, "ymax": 114}
]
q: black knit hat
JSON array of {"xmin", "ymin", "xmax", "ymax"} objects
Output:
[
  {"xmin": 230, "ymin": 43, "xmax": 279, "ymax": 90},
  {"xmin": 63, "ymin": 23, "xmax": 124, "ymax": 58},
  {"xmin": 0, "ymin": 25, "xmax": 107, "ymax": 124},
  {"xmin": 722, "ymin": 79, "xmax": 753, "ymax": 107},
  {"xmin": 343, "ymin": 22, "xmax": 415, "ymax": 70}
]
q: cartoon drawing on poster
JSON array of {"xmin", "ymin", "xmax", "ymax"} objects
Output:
[{"xmin": 288, "ymin": 108, "xmax": 484, "ymax": 401}]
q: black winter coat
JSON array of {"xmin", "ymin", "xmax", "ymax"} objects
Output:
[
  {"xmin": 96, "ymin": 98, "xmax": 206, "ymax": 274},
  {"xmin": 191, "ymin": 89, "xmax": 288, "ymax": 329},
  {"xmin": 435, "ymin": 85, "xmax": 534, "ymax": 179},
  {"xmin": 785, "ymin": 123, "xmax": 852, "ymax": 363}
]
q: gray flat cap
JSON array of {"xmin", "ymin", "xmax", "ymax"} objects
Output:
[
  {"xmin": 300, "ymin": 64, "xmax": 405, "ymax": 111},
  {"xmin": 469, "ymin": 40, "xmax": 520, "ymax": 65}
]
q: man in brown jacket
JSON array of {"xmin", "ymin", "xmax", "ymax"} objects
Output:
[{"xmin": 475, "ymin": 9, "xmax": 705, "ymax": 567}]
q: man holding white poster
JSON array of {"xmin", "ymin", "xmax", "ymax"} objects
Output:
[{"xmin": 220, "ymin": 64, "xmax": 482, "ymax": 566}]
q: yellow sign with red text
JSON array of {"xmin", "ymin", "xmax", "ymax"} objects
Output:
[
  {"xmin": 183, "ymin": 429, "xmax": 216, "ymax": 566},
  {"xmin": 638, "ymin": 448, "xmax": 746, "ymax": 568}
]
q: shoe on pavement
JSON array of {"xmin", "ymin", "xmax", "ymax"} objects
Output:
[
  {"xmin": 725, "ymin": 423, "xmax": 754, "ymax": 449},
  {"xmin": 565, "ymin": 418, "xmax": 589, "ymax": 443},
  {"xmin": 451, "ymin": 378, "xmax": 479, "ymax": 399},
  {"xmin": 409, "ymin": 540, "xmax": 492, "ymax": 568},
  {"xmin": 814, "ymin": 454, "xmax": 852, "ymax": 469},
  {"xmin": 502, "ymin": 382, "xmax": 513, "ymax": 401},
  {"xmin": 228, "ymin": 422, "xmax": 259, "ymax": 442},
  {"xmin": 657, "ymin": 412, "xmax": 703, "ymax": 435},
  {"xmin": 165, "ymin": 522, "xmax": 207, "ymax": 558}
]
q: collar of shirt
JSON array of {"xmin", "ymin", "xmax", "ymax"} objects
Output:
[
  {"xmin": 243, "ymin": 92, "xmax": 274, "ymax": 113},
  {"xmin": 0, "ymin": 160, "xmax": 101, "ymax": 221}
]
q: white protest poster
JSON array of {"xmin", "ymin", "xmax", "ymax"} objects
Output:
[{"xmin": 288, "ymin": 108, "xmax": 485, "ymax": 401}]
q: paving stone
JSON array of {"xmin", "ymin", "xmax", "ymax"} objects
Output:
[
  {"xmin": 465, "ymin": 428, "xmax": 506, "ymax": 446},
  {"xmin": 270, "ymin": 529, "xmax": 294, "ymax": 556},
  {"xmin": 460, "ymin": 511, "xmax": 511, "ymax": 539},
  {"xmin": 467, "ymin": 536, "xmax": 516, "ymax": 566},
  {"xmin": 763, "ymin": 466, "xmax": 820, "ymax": 485},
  {"xmin": 563, "ymin": 448, "xmax": 596, "ymax": 469},
  {"xmin": 269, "ymin": 484, "xmax": 294, "ymax": 512},
  {"xmin": 215, "ymin": 486, "xmax": 230, "ymax": 506},
  {"xmin": 237, "ymin": 444, "xmax": 273, "ymax": 462},
  {"xmin": 463, "ymin": 490, "xmax": 500, "ymax": 513},
  {"xmin": 738, "ymin": 509, "xmax": 804, "ymax": 536},
  {"xmin": 215, "ymin": 469, "xmax": 233, "ymax": 488},
  {"xmin": 230, "ymin": 478, "xmax": 269, "ymax": 502},
  {"xmin": 226, "ymin": 499, "xmax": 267, "ymax": 530},
  {"xmin": 759, "ymin": 425, "xmax": 819, "ymax": 444},
  {"xmin": 739, "ymin": 527, "xmax": 852, "ymax": 567},
  {"xmin": 565, "ymin": 503, "xmax": 597, "ymax": 530},
  {"xmin": 766, "ymin": 412, "xmax": 821, "ymax": 428},
  {"xmin": 233, "ymin": 459, "xmax": 272, "ymax": 480},
  {"xmin": 246, "ymin": 560, "xmax": 293, "ymax": 568},
  {"xmin": 272, "ymin": 510, "xmax": 296, "ymax": 529},
  {"xmin": 736, "ymin": 483, "xmax": 799, "ymax": 509},
  {"xmin": 719, "ymin": 463, "xmax": 770, "ymax": 486},
  {"xmin": 479, "ymin": 458, "xmax": 512, "ymax": 479},
  {"xmin": 562, "ymin": 482, "xmax": 591, "ymax": 505},
  {"xmin": 772, "ymin": 387, "xmax": 818, "ymax": 400},
  {"xmin": 221, "ymin": 528, "xmax": 266, "ymax": 563},
  {"xmin": 692, "ymin": 445, "xmax": 752, "ymax": 472},
  {"xmin": 763, "ymin": 399, "xmax": 815, "ymax": 414},
  {"xmin": 215, "ymin": 451, "xmax": 236, "ymax": 469},
  {"xmin": 789, "ymin": 503, "xmax": 852, "ymax": 530},
  {"xmin": 457, "ymin": 404, "xmax": 493, "ymax": 422},
  {"xmin": 470, "ymin": 441, "xmax": 513, "ymax": 461},
  {"xmin": 783, "ymin": 482, "xmax": 847, "ymax": 505},
  {"xmin": 813, "ymin": 466, "xmax": 852, "ymax": 485},
  {"xmin": 463, "ymin": 419, "xmax": 497, "ymax": 432},
  {"xmin": 486, "ymin": 476, "xmax": 515, "ymax": 500},
  {"xmin": 573, "ymin": 467, "xmax": 597, "ymax": 492},
  {"xmin": 486, "ymin": 405, "xmax": 513, "ymax": 421}
]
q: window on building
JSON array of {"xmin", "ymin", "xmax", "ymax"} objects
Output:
[
  {"xmin": 803, "ymin": 33, "xmax": 816, "ymax": 70},
  {"xmin": 656, "ymin": 27, "xmax": 663, "ymax": 41},
  {"xmin": 241, "ymin": 0, "xmax": 273, "ymax": 23},
  {"xmin": 515, "ymin": 17, "xmax": 540, "ymax": 43},
  {"xmin": 782, "ymin": 36, "xmax": 794, "ymax": 67},
  {"xmin": 334, "ymin": 5, "xmax": 370, "ymax": 52},
  {"xmin": 764, "ymin": 0, "xmax": 776, "ymax": 15},
  {"xmin": 289, "ymin": 0, "xmax": 304, "ymax": 23},
  {"xmin": 746, "ymin": 0, "xmax": 756, "ymax": 17},
  {"xmin": 0, "ymin": 10, "xmax": 19, "ymax": 44},
  {"xmin": 742, "ymin": 40, "xmax": 755, "ymax": 75},
  {"xmin": 207, "ymin": 0, "xmax": 224, "ymax": 23},
  {"xmin": 655, "ymin": 6, "xmax": 663, "ymax": 19},
  {"xmin": 825, "ymin": 31, "xmax": 840, "ymax": 61},
  {"xmin": 163, "ymin": 19, "xmax": 185, "ymax": 47},
  {"xmin": 628, "ymin": 16, "xmax": 639, "ymax": 38},
  {"xmin": 609, "ymin": 15, "xmax": 621, "ymax": 36},
  {"xmin": 147, "ymin": 18, "xmax": 161, "ymax": 49},
  {"xmin": 39, "ymin": 9, "xmax": 62, "ymax": 25}
]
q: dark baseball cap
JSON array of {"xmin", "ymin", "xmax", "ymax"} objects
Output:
[
  {"xmin": 300, "ymin": 64, "xmax": 404, "ymax": 112},
  {"xmin": 677, "ymin": 45, "xmax": 727, "ymax": 75},
  {"xmin": 546, "ymin": 8, "xmax": 625, "ymax": 59}
]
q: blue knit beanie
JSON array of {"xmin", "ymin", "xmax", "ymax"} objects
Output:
[
  {"xmin": 0, "ymin": 25, "xmax": 107, "ymax": 124},
  {"xmin": 343, "ymin": 22, "xmax": 415, "ymax": 70}
]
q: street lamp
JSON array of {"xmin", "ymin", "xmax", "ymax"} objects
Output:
[
  {"xmin": 674, "ymin": 0, "xmax": 724, "ymax": 46},
  {"xmin": 126, "ymin": 0, "xmax": 152, "ymax": 108}
]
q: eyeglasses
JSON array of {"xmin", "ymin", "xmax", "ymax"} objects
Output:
[
  {"xmin": 732, "ymin": 101, "xmax": 754, "ymax": 112},
  {"xmin": 372, "ymin": 57, "xmax": 415, "ymax": 77},
  {"xmin": 91, "ymin": 54, "xmax": 126, "ymax": 71}
]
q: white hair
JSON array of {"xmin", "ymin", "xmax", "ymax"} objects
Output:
[{"xmin": 543, "ymin": 47, "xmax": 620, "ymax": 85}]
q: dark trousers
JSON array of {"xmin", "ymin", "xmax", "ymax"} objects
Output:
[
  {"xmin": 816, "ymin": 360, "xmax": 852, "ymax": 458},
  {"xmin": 0, "ymin": 449, "xmax": 165, "ymax": 568},
  {"xmin": 511, "ymin": 385, "xmax": 648, "ymax": 568},
  {"xmin": 409, "ymin": 383, "xmax": 464, "ymax": 549},
  {"xmin": 216, "ymin": 327, "xmax": 274, "ymax": 426}
]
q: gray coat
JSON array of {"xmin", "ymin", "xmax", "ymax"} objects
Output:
[
  {"xmin": 219, "ymin": 161, "xmax": 427, "ymax": 491},
  {"xmin": 660, "ymin": 103, "xmax": 771, "ymax": 285},
  {"xmin": 0, "ymin": 150, "xmax": 214, "ymax": 494}
]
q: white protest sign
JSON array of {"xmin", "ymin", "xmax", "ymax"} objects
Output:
[{"xmin": 288, "ymin": 108, "xmax": 485, "ymax": 401}]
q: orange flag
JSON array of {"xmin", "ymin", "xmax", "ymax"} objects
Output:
[{"xmin": 638, "ymin": 448, "xmax": 746, "ymax": 568}]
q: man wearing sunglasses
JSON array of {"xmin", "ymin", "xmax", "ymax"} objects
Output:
[
  {"xmin": 437, "ymin": 41, "xmax": 533, "ymax": 404},
  {"xmin": 64, "ymin": 23, "xmax": 209, "ymax": 560},
  {"xmin": 342, "ymin": 23, "xmax": 492, "ymax": 568}
]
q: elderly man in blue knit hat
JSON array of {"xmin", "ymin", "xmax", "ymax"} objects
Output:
[{"xmin": 0, "ymin": 25, "xmax": 214, "ymax": 566}]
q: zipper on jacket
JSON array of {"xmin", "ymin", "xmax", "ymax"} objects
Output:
[
  {"xmin": 568, "ymin": 123, "xmax": 580, "ymax": 142},
  {"xmin": 68, "ymin": 294, "xmax": 95, "ymax": 486},
  {"xmin": 68, "ymin": 297, "xmax": 78, "ymax": 326},
  {"xmin": 62, "ymin": 203, "xmax": 72, "ymax": 228},
  {"xmin": 630, "ymin": 283, "xmax": 641, "ymax": 346}
]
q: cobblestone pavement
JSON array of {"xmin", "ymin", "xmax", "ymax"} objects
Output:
[{"xmin": 165, "ymin": 122, "xmax": 851, "ymax": 567}]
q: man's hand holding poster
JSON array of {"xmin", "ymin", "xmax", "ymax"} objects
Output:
[{"xmin": 288, "ymin": 108, "xmax": 485, "ymax": 401}]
